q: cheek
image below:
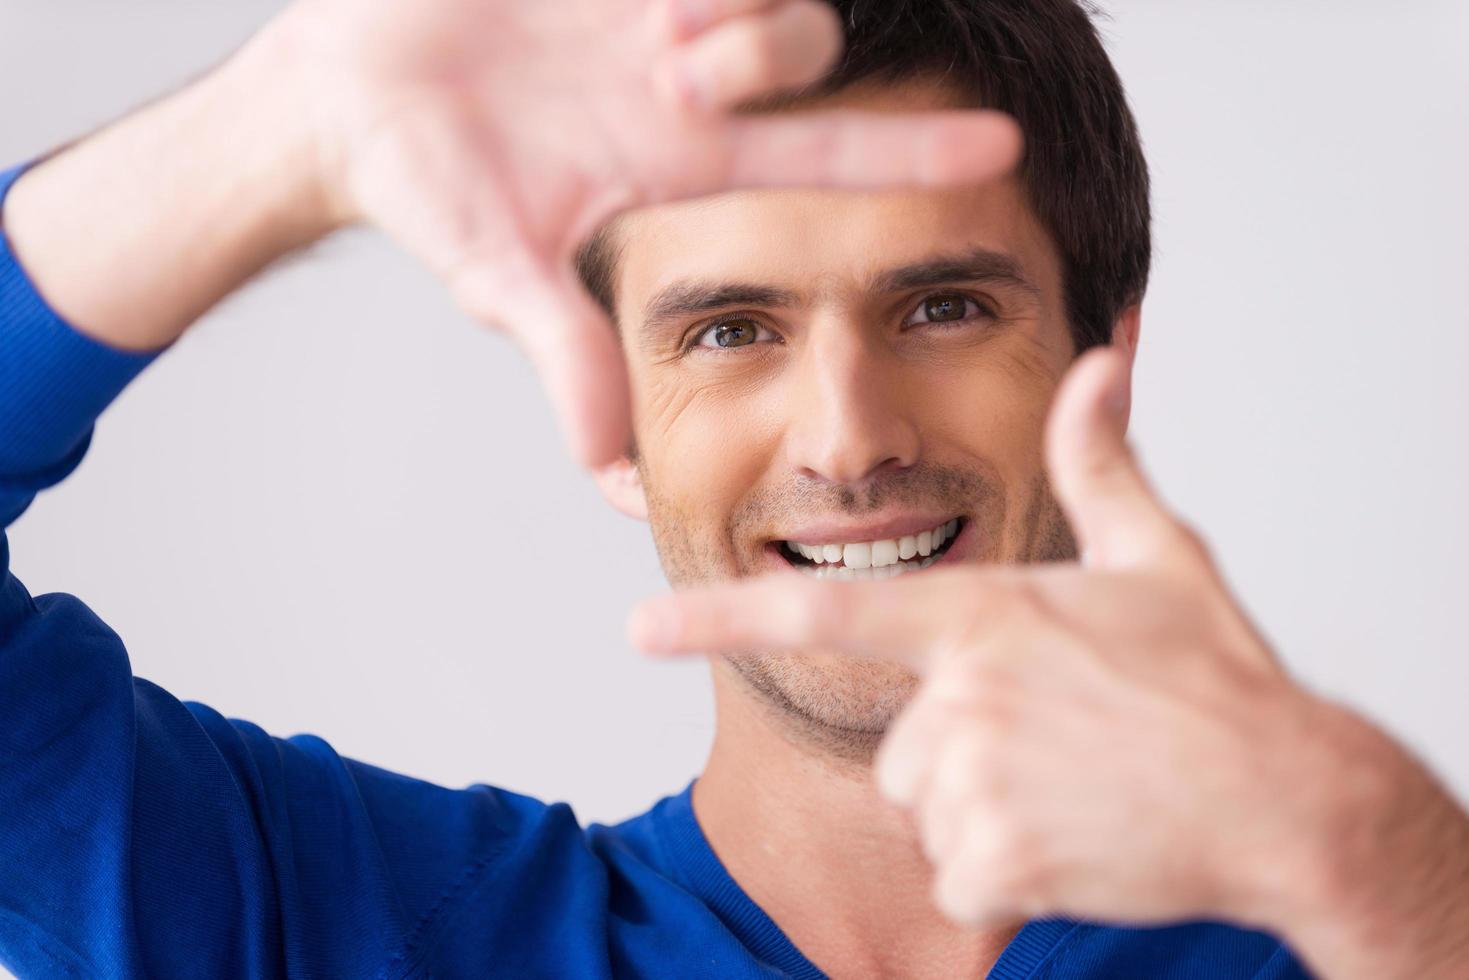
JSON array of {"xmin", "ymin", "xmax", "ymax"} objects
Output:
[
  {"xmin": 633, "ymin": 369, "xmax": 785, "ymax": 583},
  {"xmin": 922, "ymin": 333, "xmax": 1065, "ymax": 473},
  {"xmin": 925, "ymin": 335, "xmax": 1072, "ymax": 561}
]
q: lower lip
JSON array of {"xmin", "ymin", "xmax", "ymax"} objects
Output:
[{"xmin": 762, "ymin": 521, "xmax": 970, "ymax": 577}]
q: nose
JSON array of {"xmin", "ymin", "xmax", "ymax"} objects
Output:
[{"xmin": 782, "ymin": 324, "xmax": 921, "ymax": 486}]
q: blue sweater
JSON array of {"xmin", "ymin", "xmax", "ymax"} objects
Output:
[{"xmin": 0, "ymin": 162, "xmax": 1312, "ymax": 979}]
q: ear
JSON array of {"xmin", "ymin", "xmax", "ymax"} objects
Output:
[
  {"xmin": 1108, "ymin": 304, "xmax": 1143, "ymax": 431},
  {"xmin": 593, "ymin": 456, "xmax": 649, "ymax": 521}
]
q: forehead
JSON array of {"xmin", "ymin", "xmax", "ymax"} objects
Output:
[
  {"xmin": 608, "ymin": 77, "xmax": 1059, "ymax": 328},
  {"xmin": 615, "ymin": 176, "xmax": 1053, "ymax": 320}
]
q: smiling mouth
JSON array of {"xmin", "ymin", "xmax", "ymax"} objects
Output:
[{"xmin": 778, "ymin": 518, "xmax": 964, "ymax": 580}]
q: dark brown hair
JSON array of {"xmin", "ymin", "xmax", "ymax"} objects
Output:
[{"xmin": 577, "ymin": 0, "xmax": 1150, "ymax": 352}]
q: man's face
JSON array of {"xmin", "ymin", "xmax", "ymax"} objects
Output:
[{"xmin": 604, "ymin": 81, "xmax": 1082, "ymax": 757}]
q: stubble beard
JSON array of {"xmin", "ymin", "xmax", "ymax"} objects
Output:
[{"xmin": 644, "ymin": 467, "xmax": 1077, "ymax": 771}]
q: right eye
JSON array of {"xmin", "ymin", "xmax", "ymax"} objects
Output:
[{"xmin": 693, "ymin": 318, "xmax": 776, "ymax": 350}]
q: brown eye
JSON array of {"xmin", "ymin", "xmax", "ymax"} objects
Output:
[
  {"xmin": 715, "ymin": 322, "xmax": 756, "ymax": 347},
  {"xmin": 696, "ymin": 318, "xmax": 769, "ymax": 350},
  {"xmin": 924, "ymin": 294, "xmax": 966, "ymax": 322},
  {"xmin": 903, "ymin": 293, "xmax": 992, "ymax": 329}
]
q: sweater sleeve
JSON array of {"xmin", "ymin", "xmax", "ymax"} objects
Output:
[
  {"xmin": 0, "ymin": 162, "xmax": 515, "ymax": 980},
  {"xmin": 0, "ymin": 162, "xmax": 159, "ymax": 531}
]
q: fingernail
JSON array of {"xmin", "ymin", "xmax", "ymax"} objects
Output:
[{"xmin": 628, "ymin": 599, "xmax": 679, "ymax": 652}]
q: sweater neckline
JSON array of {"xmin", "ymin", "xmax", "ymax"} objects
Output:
[{"xmin": 653, "ymin": 777, "xmax": 1083, "ymax": 979}]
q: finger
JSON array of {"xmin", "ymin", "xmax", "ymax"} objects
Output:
[
  {"xmin": 660, "ymin": 1, "xmax": 842, "ymax": 110},
  {"xmin": 346, "ymin": 109, "xmax": 633, "ymax": 468},
  {"xmin": 628, "ymin": 566, "xmax": 1012, "ymax": 666},
  {"xmin": 874, "ymin": 692, "xmax": 949, "ymax": 806},
  {"xmin": 915, "ymin": 728, "xmax": 991, "ymax": 864},
  {"xmin": 661, "ymin": 0, "xmax": 783, "ymax": 41},
  {"xmin": 723, "ymin": 109, "xmax": 1024, "ymax": 191},
  {"xmin": 458, "ymin": 257, "xmax": 631, "ymax": 468},
  {"xmin": 931, "ymin": 812, "xmax": 1017, "ymax": 927},
  {"xmin": 1044, "ymin": 346, "xmax": 1191, "ymax": 571}
]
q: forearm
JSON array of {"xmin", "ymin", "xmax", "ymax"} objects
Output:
[
  {"xmin": 2, "ymin": 15, "xmax": 337, "ymax": 353},
  {"xmin": 1269, "ymin": 703, "xmax": 1469, "ymax": 979}
]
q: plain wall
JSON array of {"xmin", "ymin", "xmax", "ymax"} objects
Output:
[{"xmin": 3, "ymin": 0, "xmax": 1466, "ymax": 918}]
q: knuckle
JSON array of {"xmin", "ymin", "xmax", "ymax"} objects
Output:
[
  {"xmin": 990, "ymin": 822, "xmax": 1051, "ymax": 899},
  {"xmin": 785, "ymin": 581, "xmax": 846, "ymax": 647},
  {"xmin": 695, "ymin": 600, "xmax": 736, "ymax": 648},
  {"xmin": 948, "ymin": 731, "xmax": 1008, "ymax": 804},
  {"xmin": 931, "ymin": 731, "xmax": 985, "ymax": 798},
  {"xmin": 1002, "ymin": 579, "xmax": 1051, "ymax": 621}
]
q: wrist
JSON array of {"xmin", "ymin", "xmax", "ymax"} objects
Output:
[
  {"xmin": 228, "ymin": 5, "xmax": 357, "ymax": 235},
  {"xmin": 208, "ymin": 21, "xmax": 350, "ymax": 250}
]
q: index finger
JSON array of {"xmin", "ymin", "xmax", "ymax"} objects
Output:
[
  {"xmin": 725, "ymin": 109, "xmax": 1025, "ymax": 192},
  {"xmin": 627, "ymin": 566, "xmax": 1013, "ymax": 668}
]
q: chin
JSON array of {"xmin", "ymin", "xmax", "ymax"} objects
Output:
[{"xmin": 727, "ymin": 651, "xmax": 920, "ymax": 757}]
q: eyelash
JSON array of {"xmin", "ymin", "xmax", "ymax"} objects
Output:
[
  {"xmin": 901, "ymin": 294, "xmax": 998, "ymax": 329},
  {"xmin": 685, "ymin": 316, "xmax": 779, "ymax": 353},
  {"xmin": 685, "ymin": 292, "xmax": 998, "ymax": 353}
]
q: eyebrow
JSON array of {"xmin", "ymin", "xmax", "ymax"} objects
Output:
[
  {"xmin": 637, "ymin": 246, "xmax": 1039, "ymax": 342},
  {"xmin": 641, "ymin": 282, "xmax": 802, "ymax": 338},
  {"xmin": 871, "ymin": 247, "xmax": 1042, "ymax": 299}
]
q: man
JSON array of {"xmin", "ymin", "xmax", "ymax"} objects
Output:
[{"xmin": 1, "ymin": 1, "xmax": 1466, "ymax": 979}]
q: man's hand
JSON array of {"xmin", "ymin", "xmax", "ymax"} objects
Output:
[
  {"xmin": 279, "ymin": 0, "xmax": 1022, "ymax": 464},
  {"xmin": 629, "ymin": 347, "xmax": 1469, "ymax": 978}
]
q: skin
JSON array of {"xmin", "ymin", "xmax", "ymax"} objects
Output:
[{"xmin": 594, "ymin": 77, "xmax": 1134, "ymax": 977}]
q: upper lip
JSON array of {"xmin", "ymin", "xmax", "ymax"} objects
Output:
[{"xmin": 772, "ymin": 512, "xmax": 962, "ymax": 546}]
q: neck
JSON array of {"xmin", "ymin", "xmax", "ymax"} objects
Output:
[{"xmin": 693, "ymin": 657, "xmax": 1023, "ymax": 979}]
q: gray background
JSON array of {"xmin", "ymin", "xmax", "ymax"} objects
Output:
[{"xmin": 2, "ymin": 0, "xmax": 1466, "ymax": 892}]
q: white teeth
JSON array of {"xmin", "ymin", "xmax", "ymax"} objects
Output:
[
  {"xmin": 798, "ymin": 555, "xmax": 939, "ymax": 579},
  {"xmin": 787, "ymin": 520, "xmax": 960, "ymax": 573}
]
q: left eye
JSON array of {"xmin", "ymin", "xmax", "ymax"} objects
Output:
[
  {"xmin": 903, "ymin": 293, "xmax": 989, "ymax": 327},
  {"xmin": 694, "ymin": 318, "xmax": 776, "ymax": 350}
]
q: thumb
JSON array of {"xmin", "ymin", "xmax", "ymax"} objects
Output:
[
  {"xmin": 456, "ymin": 255, "xmax": 631, "ymax": 468},
  {"xmin": 1045, "ymin": 346, "xmax": 1186, "ymax": 571}
]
